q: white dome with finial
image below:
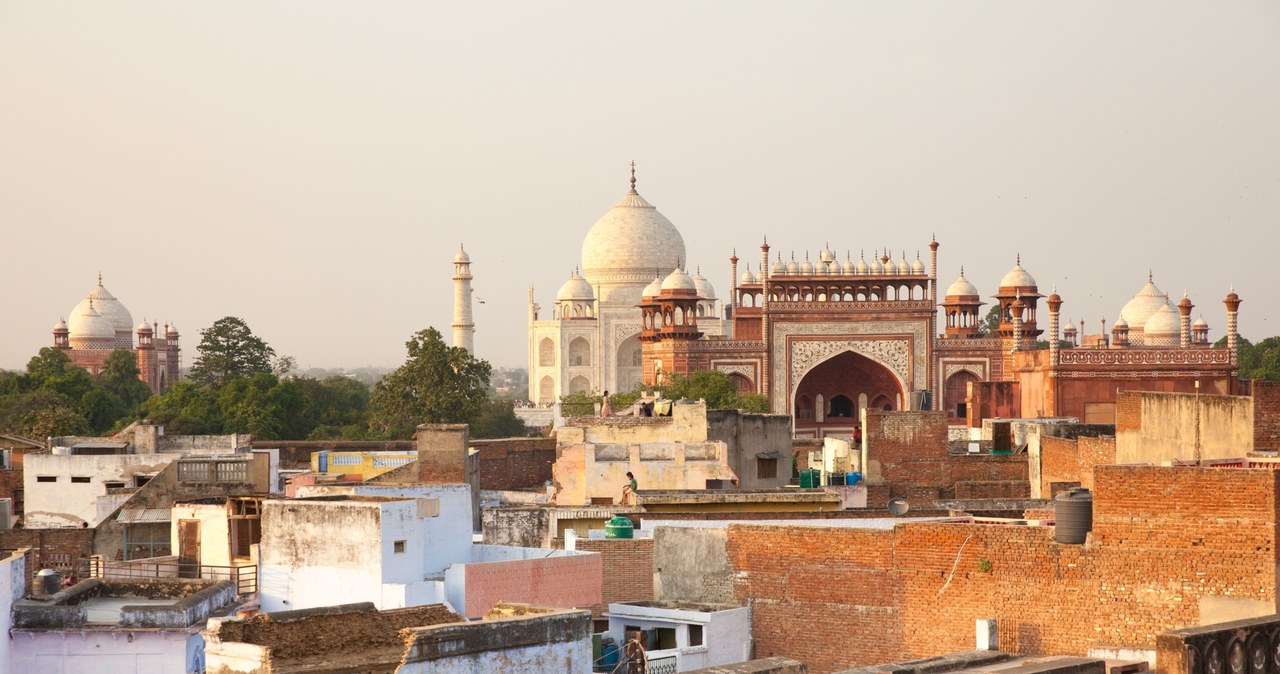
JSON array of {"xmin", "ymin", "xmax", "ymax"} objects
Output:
[
  {"xmin": 556, "ymin": 270, "xmax": 595, "ymax": 302},
  {"xmin": 842, "ymin": 253, "xmax": 855, "ymax": 275},
  {"xmin": 1193, "ymin": 315, "xmax": 1209, "ymax": 328},
  {"xmin": 771, "ymin": 254, "xmax": 786, "ymax": 276},
  {"xmin": 800, "ymin": 255, "xmax": 813, "ymax": 275},
  {"xmin": 453, "ymin": 245, "xmax": 471, "ymax": 264},
  {"xmin": 786, "ymin": 254, "xmax": 799, "ymax": 275},
  {"xmin": 999, "ymin": 257, "xmax": 1037, "ymax": 288},
  {"xmin": 642, "ymin": 274, "xmax": 663, "ymax": 299},
  {"xmin": 1118, "ymin": 272, "xmax": 1171, "ymax": 331},
  {"xmin": 911, "ymin": 253, "xmax": 926, "ymax": 275},
  {"xmin": 69, "ymin": 275, "xmax": 133, "ymax": 348},
  {"xmin": 855, "ymin": 253, "xmax": 869, "ymax": 275},
  {"xmin": 661, "ymin": 267, "xmax": 698, "ymax": 293},
  {"xmin": 945, "ymin": 271, "xmax": 979, "ymax": 297},
  {"xmin": 692, "ymin": 269, "xmax": 716, "ymax": 300},
  {"xmin": 1113, "ymin": 316, "xmax": 1129, "ymax": 329},
  {"xmin": 580, "ymin": 163, "xmax": 686, "ymax": 301},
  {"xmin": 1143, "ymin": 303, "xmax": 1180, "ymax": 344},
  {"xmin": 53, "ymin": 318, "xmax": 67, "ymax": 332},
  {"xmin": 67, "ymin": 300, "xmax": 116, "ymax": 346},
  {"xmin": 739, "ymin": 265, "xmax": 755, "ymax": 285}
]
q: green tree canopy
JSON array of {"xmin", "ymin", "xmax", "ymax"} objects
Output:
[
  {"xmin": 368, "ymin": 327, "xmax": 492, "ymax": 439},
  {"xmin": 980, "ymin": 305, "xmax": 1001, "ymax": 336},
  {"xmin": 1220, "ymin": 336, "xmax": 1280, "ymax": 381},
  {"xmin": 190, "ymin": 316, "xmax": 276, "ymax": 387}
]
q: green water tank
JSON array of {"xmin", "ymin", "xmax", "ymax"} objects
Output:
[
  {"xmin": 604, "ymin": 515, "xmax": 634, "ymax": 539},
  {"xmin": 799, "ymin": 469, "xmax": 821, "ymax": 488}
]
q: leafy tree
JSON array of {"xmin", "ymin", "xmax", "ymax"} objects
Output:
[
  {"xmin": 368, "ymin": 327, "xmax": 492, "ymax": 439},
  {"xmin": 138, "ymin": 380, "xmax": 222, "ymax": 435},
  {"xmin": 190, "ymin": 317, "xmax": 276, "ymax": 387},
  {"xmin": 980, "ymin": 305, "xmax": 1001, "ymax": 336},
  {"xmin": 98, "ymin": 349, "xmax": 153, "ymax": 412},
  {"xmin": 0, "ymin": 390, "xmax": 90, "ymax": 438},
  {"xmin": 24, "ymin": 347, "xmax": 94, "ymax": 402},
  {"xmin": 469, "ymin": 399, "xmax": 529, "ymax": 439},
  {"xmin": 1222, "ymin": 336, "xmax": 1280, "ymax": 381},
  {"xmin": 653, "ymin": 371, "xmax": 770, "ymax": 413}
]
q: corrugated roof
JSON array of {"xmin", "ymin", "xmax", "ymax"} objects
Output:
[{"xmin": 116, "ymin": 507, "xmax": 171, "ymax": 524}]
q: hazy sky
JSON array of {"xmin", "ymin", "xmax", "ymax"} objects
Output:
[{"xmin": 2, "ymin": 2, "xmax": 1277, "ymax": 371}]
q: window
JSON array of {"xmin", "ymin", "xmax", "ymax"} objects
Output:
[
  {"xmin": 393, "ymin": 540, "xmax": 406, "ymax": 554},
  {"xmin": 36, "ymin": 476, "xmax": 56, "ymax": 483},
  {"xmin": 688, "ymin": 624, "xmax": 704, "ymax": 647},
  {"xmin": 71, "ymin": 476, "xmax": 91, "ymax": 484},
  {"xmin": 757, "ymin": 457, "xmax": 778, "ymax": 480},
  {"xmin": 104, "ymin": 481, "xmax": 126, "ymax": 490},
  {"xmin": 652, "ymin": 627, "xmax": 677, "ymax": 650}
]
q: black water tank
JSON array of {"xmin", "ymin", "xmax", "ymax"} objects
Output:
[{"xmin": 1054, "ymin": 487, "xmax": 1093, "ymax": 544}]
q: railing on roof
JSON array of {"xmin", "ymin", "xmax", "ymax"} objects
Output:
[{"xmin": 84, "ymin": 554, "xmax": 257, "ymax": 596}]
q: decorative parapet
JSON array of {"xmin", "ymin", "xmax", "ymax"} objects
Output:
[{"xmin": 1057, "ymin": 349, "xmax": 1231, "ymax": 366}]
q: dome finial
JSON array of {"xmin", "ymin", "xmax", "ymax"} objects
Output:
[
  {"xmin": 1016, "ymin": 253, "xmax": 1021, "ymax": 267},
  {"xmin": 960, "ymin": 265, "xmax": 965, "ymax": 277},
  {"xmin": 97, "ymin": 271, "xmax": 103, "ymax": 286},
  {"xmin": 629, "ymin": 160, "xmax": 637, "ymax": 194}
]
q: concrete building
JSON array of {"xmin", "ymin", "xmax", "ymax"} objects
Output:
[
  {"xmin": 10, "ymin": 577, "xmax": 239, "ymax": 674},
  {"xmin": 258, "ymin": 485, "xmax": 601, "ymax": 618},
  {"xmin": 203, "ymin": 601, "xmax": 592, "ymax": 674},
  {"xmin": 605, "ymin": 600, "xmax": 752, "ymax": 673}
]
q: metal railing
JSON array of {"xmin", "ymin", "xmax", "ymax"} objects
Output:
[{"xmin": 84, "ymin": 555, "xmax": 257, "ymax": 595}]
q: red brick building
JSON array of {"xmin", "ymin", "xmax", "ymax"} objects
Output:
[{"xmin": 51, "ymin": 276, "xmax": 180, "ymax": 395}]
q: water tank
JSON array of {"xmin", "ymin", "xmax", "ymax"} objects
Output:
[
  {"xmin": 799, "ymin": 469, "xmax": 821, "ymax": 489},
  {"xmin": 1054, "ymin": 487, "xmax": 1093, "ymax": 544},
  {"xmin": 36, "ymin": 568, "xmax": 60, "ymax": 596},
  {"xmin": 604, "ymin": 515, "xmax": 634, "ymax": 539}
]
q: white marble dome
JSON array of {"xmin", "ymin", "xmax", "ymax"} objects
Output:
[
  {"xmin": 911, "ymin": 255, "xmax": 926, "ymax": 275},
  {"xmin": 453, "ymin": 246, "xmax": 471, "ymax": 264},
  {"xmin": 1113, "ymin": 316, "xmax": 1129, "ymax": 329},
  {"xmin": 999, "ymin": 261, "xmax": 1037, "ymax": 288},
  {"xmin": 1193, "ymin": 315, "xmax": 1209, "ymax": 328},
  {"xmin": 692, "ymin": 270, "xmax": 716, "ymax": 300},
  {"xmin": 1118, "ymin": 278, "xmax": 1171, "ymax": 330},
  {"xmin": 1143, "ymin": 303, "xmax": 1181, "ymax": 343},
  {"xmin": 739, "ymin": 266, "xmax": 755, "ymax": 285},
  {"xmin": 642, "ymin": 275, "xmax": 663, "ymax": 298},
  {"xmin": 70, "ymin": 278, "xmax": 133, "ymax": 348},
  {"xmin": 556, "ymin": 271, "xmax": 594, "ymax": 301},
  {"xmin": 68, "ymin": 301, "xmax": 116, "ymax": 345},
  {"xmin": 946, "ymin": 274, "xmax": 980, "ymax": 297},
  {"xmin": 855, "ymin": 256, "xmax": 870, "ymax": 275},
  {"xmin": 580, "ymin": 185, "xmax": 686, "ymax": 290},
  {"xmin": 661, "ymin": 267, "xmax": 697, "ymax": 292},
  {"xmin": 842, "ymin": 255, "xmax": 856, "ymax": 275}
]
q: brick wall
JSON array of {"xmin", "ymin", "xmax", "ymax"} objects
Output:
[
  {"xmin": 724, "ymin": 466, "xmax": 1279, "ymax": 674},
  {"xmin": 574, "ymin": 538, "xmax": 654, "ymax": 621},
  {"xmin": 0, "ymin": 468, "xmax": 22, "ymax": 517},
  {"xmin": 727, "ymin": 525, "xmax": 900, "ymax": 672},
  {"xmin": 864, "ymin": 411, "xmax": 1027, "ymax": 504},
  {"xmin": 1039, "ymin": 436, "xmax": 1080, "ymax": 497},
  {"xmin": 1253, "ymin": 380, "xmax": 1280, "ymax": 451},
  {"xmin": 1114, "ymin": 392, "xmax": 1143, "ymax": 434},
  {"xmin": 473, "ymin": 437, "xmax": 556, "ymax": 490},
  {"xmin": 1076, "ymin": 436, "xmax": 1115, "ymax": 490},
  {"xmin": 0, "ymin": 528, "xmax": 95, "ymax": 586}
]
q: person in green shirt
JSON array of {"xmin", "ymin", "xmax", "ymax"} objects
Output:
[{"xmin": 621, "ymin": 471, "xmax": 638, "ymax": 504}]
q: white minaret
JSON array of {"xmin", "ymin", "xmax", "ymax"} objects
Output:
[{"xmin": 452, "ymin": 244, "xmax": 475, "ymax": 354}]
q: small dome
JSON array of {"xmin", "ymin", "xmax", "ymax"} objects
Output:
[
  {"xmin": 945, "ymin": 274, "xmax": 979, "ymax": 297},
  {"xmin": 1118, "ymin": 276, "xmax": 1170, "ymax": 330},
  {"xmin": 911, "ymin": 255, "xmax": 926, "ymax": 275},
  {"xmin": 999, "ymin": 260, "xmax": 1037, "ymax": 288},
  {"xmin": 842, "ymin": 254, "xmax": 855, "ymax": 275},
  {"xmin": 800, "ymin": 256, "xmax": 813, "ymax": 275},
  {"xmin": 897, "ymin": 254, "xmax": 911, "ymax": 275},
  {"xmin": 1193, "ymin": 315, "xmax": 1209, "ymax": 328},
  {"xmin": 453, "ymin": 246, "xmax": 471, "ymax": 264},
  {"xmin": 67, "ymin": 302, "xmax": 116, "ymax": 343},
  {"xmin": 642, "ymin": 275, "xmax": 663, "ymax": 299},
  {"xmin": 820, "ymin": 244, "xmax": 835, "ymax": 263},
  {"xmin": 661, "ymin": 267, "xmax": 697, "ymax": 292},
  {"xmin": 869, "ymin": 258, "xmax": 883, "ymax": 274},
  {"xmin": 1143, "ymin": 303, "xmax": 1180, "ymax": 336},
  {"xmin": 692, "ymin": 270, "xmax": 716, "ymax": 300},
  {"xmin": 556, "ymin": 271, "xmax": 595, "ymax": 302},
  {"xmin": 855, "ymin": 256, "xmax": 870, "ymax": 275},
  {"xmin": 136, "ymin": 320, "xmax": 152, "ymax": 332},
  {"xmin": 53, "ymin": 318, "xmax": 67, "ymax": 332},
  {"xmin": 1113, "ymin": 317, "xmax": 1129, "ymax": 329},
  {"xmin": 739, "ymin": 265, "xmax": 755, "ymax": 285},
  {"xmin": 786, "ymin": 255, "xmax": 799, "ymax": 275},
  {"xmin": 771, "ymin": 255, "xmax": 786, "ymax": 276}
]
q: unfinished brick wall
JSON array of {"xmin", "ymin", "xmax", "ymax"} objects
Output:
[
  {"xmin": 0, "ymin": 468, "xmax": 22, "ymax": 516},
  {"xmin": 864, "ymin": 411, "xmax": 1027, "ymax": 504},
  {"xmin": 1253, "ymin": 380, "xmax": 1280, "ymax": 451},
  {"xmin": 725, "ymin": 466, "xmax": 1279, "ymax": 674},
  {"xmin": 0, "ymin": 528, "xmax": 95, "ymax": 585},
  {"xmin": 473, "ymin": 437, "xmax": 556, "ymax": 490},
  {"xmin": 1076, "ymin": 436, "xmax": 1116, "ymax": 490},
  {"xmin": 1039, "ymin": 436, "xmax": 1081, "ymax": 497},
  {"xmin": 1114, "ymin": 392, "xmax": 1143, "ymax": 434},
  {"xmin": 574, "ymin": 538, "xmax": 654, "ymax": 621},
  {"xmin": 727, "ymin": 525, "xmax": 901, "ymax": 673}
]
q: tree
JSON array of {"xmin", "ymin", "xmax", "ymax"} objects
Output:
[
  {"xmin": 980, "ymin": 305, "xmax": 1001, "ymax": 336},
  {"xmin": 368, "ymin": 327, "xmax": 492, "ymax": 439},
  {"xmin": 190, "ymin": 317, "xmax": 276, "ymax": 387},
  {"xmin": 469, "ymin": 399, "xmax": 528, "ymax": 439},
  {"xmin": 1221, "ymin": 336, "xmax": 1280, "ymax": 381},
  {"xmin": 98, "ymin": 349, "xmax": 153, "ymax": 412},
  {"xmin": 24, "ymin": 347, "xmax": 94, "ymax": 402}
]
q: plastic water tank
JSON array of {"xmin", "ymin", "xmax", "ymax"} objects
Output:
[
  {"xmin": 604, "ymin": 515, "xmax": 634, "ymax": 539},
  {"xmin": 1054, "ymin": 487, "xmax": 1093, "ymax": 544}
]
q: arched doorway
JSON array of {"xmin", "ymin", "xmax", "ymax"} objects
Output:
[
  {"xmin": 793, "ymin": 350, "xmax": 903, "ymax": 438},
  {"xmin": 568, "ymin": 376, "xmax": 591, "ymax": 394},
  {"xmin": 539, "ymin": 376, "xmax": 555, "ymax": 405},
  {"xmin": 616, "ymin": 334, "xmax": 643, "ymax": 394},
  {"xmin": 728, "ymin": 372, "xmax": 753, "ymax": 393},
  {"xmin": 944, "ymin": 370, "xmax": 980, "ymax": 421}
]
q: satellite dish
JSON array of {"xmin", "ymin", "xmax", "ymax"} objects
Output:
[{"xmin": 888, "ymin": 498, "xmax": 910, "ymax": 516}]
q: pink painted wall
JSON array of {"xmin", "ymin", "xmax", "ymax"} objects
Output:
[{"xmin": 462, "ymin": 554, "xmax": 602, "ymax": 619}]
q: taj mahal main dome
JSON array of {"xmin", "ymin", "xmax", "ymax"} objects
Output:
[{"xmin": 580, "ymin": 169, "xmax": 686, "ymax": 300}]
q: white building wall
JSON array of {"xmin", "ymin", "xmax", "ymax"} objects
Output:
[
  {"xmin": 399, "ymin": 640, "xmax": 592, "ymax": 674},
  {"xmin": 171, "ymin": 503, "xmax": 231, "ymax": 567},
  {"xmin": 25, "ymin": 453, "xmax": 175, "ymax": 528},
  {"xmin": 257, "ymin": 500, "xmax": 385, "ymax": 613},
  {"xmin": 0, "ymin": 550, "xmax": 25, "ymax": 670},
  {"xmin": 11, "ymin": 630, "xmax": 202, "ymax": 674}
]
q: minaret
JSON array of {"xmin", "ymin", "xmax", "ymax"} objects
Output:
[
  {"xmin": 1178, "ymin": 292, "xmax": 1194, "ymax": 349},
  {"xmin": 1224, "ymin": 286, "xmax": 1242, "ymax": 364},
  {"xmin": 452, "ymin": 244, "xmax": 475, "ymax": 354},
  {"xmin": 1046, "ymin": 286, "xmax": 1062, "ymax": 366}
]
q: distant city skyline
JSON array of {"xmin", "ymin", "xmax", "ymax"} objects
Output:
[{"xmin": 2, "ymin": 2, "xmax": 1277, "ymax": 372}]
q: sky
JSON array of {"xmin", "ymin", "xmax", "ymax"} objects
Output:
[{"xmin": 2, "ymin": 1, "xmax": 1277, "ymax": 371}]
